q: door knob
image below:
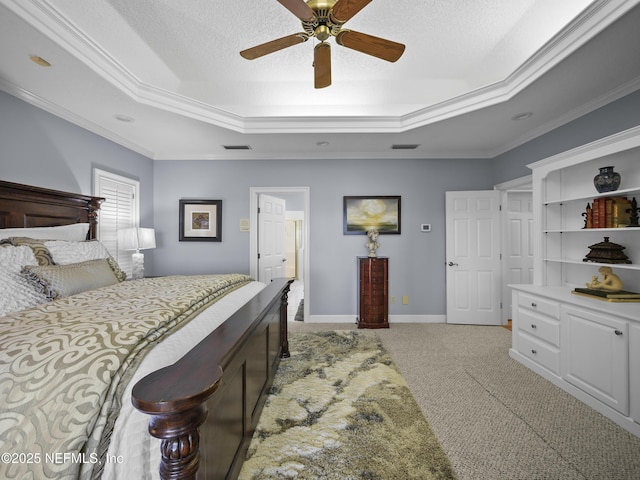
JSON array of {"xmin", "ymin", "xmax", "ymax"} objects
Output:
[{"xmin": 448, "ymin": 261, "xmax": 458, "ymax": 267}]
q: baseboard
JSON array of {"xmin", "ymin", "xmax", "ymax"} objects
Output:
[
  {"xmin": 306, "ymin": 315, "xmax": 446, "ymax": 324},
  {"xmin": 390, "ymin": 314, "xmax": 446, "ymax": 323}
]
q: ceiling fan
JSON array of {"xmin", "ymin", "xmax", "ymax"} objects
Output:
[{"xmin": 240, "ymin": 0, "xmax": 405, "ymax": 89}]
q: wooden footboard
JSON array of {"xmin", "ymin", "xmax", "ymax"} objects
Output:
[{"xmin": 132, "ymin": 278, "xmax": 292, "ymax": 480}]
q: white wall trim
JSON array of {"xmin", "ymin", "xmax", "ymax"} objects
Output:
[
  {"xmin": 494, "ymin": 174, "xmax": 532, "ymax": 191},
  {"xmin": 306, "ymin": 315, "xmax": 446, "ymax": 324}
]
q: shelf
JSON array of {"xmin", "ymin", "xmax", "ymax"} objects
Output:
[
  {"xmin": 535, "ymin": 127, "xmax": 640, "ymax": 293},
  {"xmin": 544, "ymin": 187, "xmax": 640, "ymax": 206},
  {"xmin": 544, "ymin": 230, "xmax": 638, "ymax": 233},
  {"xmin": 544, "ymin": 258, "xmax": 640, "ymax": 271}
]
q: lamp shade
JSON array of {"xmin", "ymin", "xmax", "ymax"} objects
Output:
[{"xmin": 118, "ymin": 227, "xmax": 156, "ymax": 251}]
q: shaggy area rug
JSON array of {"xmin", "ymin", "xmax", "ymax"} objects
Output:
[{"xmin": 238, "ymin": 330, "xmax": 457, "ymax": 480}]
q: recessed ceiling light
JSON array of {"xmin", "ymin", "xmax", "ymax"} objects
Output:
[
  {"xmin": 115, "ymin": 114, "xmax": 134, "ymax": 123},
  {"xmin": 29, "ymin": 55, "xmax": 51, "ymax": 67},
  {"xmin": 512, "ymin": 112, "xmax": 533, "ymax": 121}
]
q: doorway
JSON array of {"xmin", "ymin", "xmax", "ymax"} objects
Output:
[
  {"xmin": 497, "ymin": 176, "xmax": 533, "ymax": 324},
  {"xmin": 445, "ymin": 176, "xmax": 532, "ymax": 325},
  {"xmin": 445, "ymin": 190, "xmax": 502, "ymax": 325},
  {"xmin": 249, "ymin": 187, "xmax": 310, "ymax": 323}
]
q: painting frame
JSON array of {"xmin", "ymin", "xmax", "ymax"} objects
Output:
[
  {"xmin": 179, "ymin": 199, "xmax": 222, "ymax": 242},
  {"xmin": 343, "ymin": 196, "xmax": 401, "ymax": 235}
]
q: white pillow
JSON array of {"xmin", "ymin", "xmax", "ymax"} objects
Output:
[
  {"xmin": 0, "ymin": 223, "xmax": 90, "ymax": 241},
  {"xmin": 45, "ymin": 240, "xmax": 112, "ymax": 265},
  {"xmin": 45, "ymin": 240, "xmax": 127, "ymax": 282},
  {"xmin": 0, "ymin": 245, "xmax": 49, "ymax": 317}
]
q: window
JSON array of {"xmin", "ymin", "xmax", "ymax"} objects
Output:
[{"xmin": 93, "ymin": 169, "xmax": 139, "ymax": 277}]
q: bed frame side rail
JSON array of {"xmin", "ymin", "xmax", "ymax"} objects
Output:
[{"xmin": 132, "ymin": 278, "xmax": 292, "ymax": 480}]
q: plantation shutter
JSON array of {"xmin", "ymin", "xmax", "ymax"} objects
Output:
[{"xmin": 93, "ymin": 169, "xmax": 140, "ymax": 277}]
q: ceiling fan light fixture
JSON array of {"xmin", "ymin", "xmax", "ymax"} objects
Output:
[
  {"xmin": 315, "ymin": 25, "xmax": 331, "ymax": 41},
  {"xmin": 241, "ymin": 0, "xmax": 404, "ymax": 88}
]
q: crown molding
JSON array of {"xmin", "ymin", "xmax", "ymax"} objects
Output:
[
  {"xmin": 0, "ymin": 79, "xmax": 155, "ymax": 159},
  {"xmin": 4, "ymin": 0, "xmax": 635, "ymax": 135}
]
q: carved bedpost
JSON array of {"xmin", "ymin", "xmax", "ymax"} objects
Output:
[
  {"xmin": 280, "ymin": 280, "xmax": 292, "ymax": 358},
  {"xmin": 88, "ymin": 197, "xmax": 104, "ymax": 240},
  {"xmin": 147, "ymin": 405, "xmax": 207, "ymax": 480}
]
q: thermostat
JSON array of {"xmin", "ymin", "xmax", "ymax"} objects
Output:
[{"xmin": 421, "ymin": 224, "xmax": 431, "ymax": 232}]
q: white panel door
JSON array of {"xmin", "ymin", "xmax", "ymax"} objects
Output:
[
  {"xmin": 504, "ymin": 191, "xmax": 534, "ymax": 322},
  {"xmin": 446, "ymin": 191, "xmax": 501, "ymax": 325},
  {"xmin": 258, "ymin": 194, "xmax": 286, "ymax": 283}
]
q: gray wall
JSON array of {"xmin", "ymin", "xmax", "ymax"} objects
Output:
[
  {"xmin": 153, "ymin": 158, "xmax": 494, "ymax": 316},
  {"xmin": 492, "ymin": 89, "xmax": 640, "ymax": 184},
  {"xmin": 2, "ymin": 88, "xmax": 640, "ymax": 317},
  {"xmin": 0, "ymin": 92, "xmax": 155, "ymax": 228}
]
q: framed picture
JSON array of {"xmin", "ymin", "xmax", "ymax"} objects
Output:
[
  {"xmin": 179, "ymin": 199, "xmax": 222, "ymax": 241},
  {"xmin": 343, "ymin": 196, "xmax": 401, "ymax": 235}
]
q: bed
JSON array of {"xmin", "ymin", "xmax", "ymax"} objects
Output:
[{"xmin": 0, "ymin": 179, "xmax": 292, "ymax": 480}]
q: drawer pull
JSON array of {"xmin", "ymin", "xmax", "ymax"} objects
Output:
[
  {"xmin": 531, "ymin": 349, "xmax": 537, "ymax": 354},
  {"xmin": 614, "ymin": 330, "xmax": 623, "ymax": 336},
  {"xmin": 531, "ymin": 302, "xmax": 537, "ymax": 308},
  {"xmin": 531, "ymin": 324, "xmax": 537, "ymax": 329}
]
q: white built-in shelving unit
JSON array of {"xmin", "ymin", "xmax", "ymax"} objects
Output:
[{"xmin": 510, "ymin": 125, "xmax": 640, "ymax": 438}]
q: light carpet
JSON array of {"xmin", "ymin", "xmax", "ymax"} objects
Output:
[{"xmin": 238, "ymin": 330, "xmax": 457, "ymax": 480}]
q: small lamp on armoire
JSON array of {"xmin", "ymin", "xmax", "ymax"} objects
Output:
[{"xmin": 118, "ymin": 227, "xmax": 156, "ymax": 280}]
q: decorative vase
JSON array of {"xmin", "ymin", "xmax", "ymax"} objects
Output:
[{"xmin": 593, "ymin": 166, "xmax": 621, "ymax": 193}]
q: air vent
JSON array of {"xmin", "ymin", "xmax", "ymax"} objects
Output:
[
  {"xmin": 391, "ymin": 144, "xmax": 420, "ymax": 150},
  {"xmin": 222, "ymin": 145, "xmax": 252, "ymax": 150}
]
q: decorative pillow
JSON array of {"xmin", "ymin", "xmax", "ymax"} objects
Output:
[
  {"xmin": 45, "ymin": 240, "xmax": 127, "ymax": 282},
  {"xmin": 0, "ymin": 237, "xmax": 54, "ymax": 265},
  {"xmin": 0, "ymin": 245, "xmax": 49, "ymax": 317},
  {"xmin": 23, "ymin": 259, "xmax": 120, "ymax": 300},
  {"xmin": 0, "ymin": 223, "xmax": 90, "ymax": 241}
]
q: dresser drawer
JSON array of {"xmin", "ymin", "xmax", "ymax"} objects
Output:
[
  {"xmin": 517, "ymin": 292, "xmax": 560, "ymax": 319},
  {"xmin": 518, "ymin": 308, "xmax": 560, "ymax": 347},
  {"xmin": 517, "ymin": 332, "xmax": 560, "ymax": 374}
]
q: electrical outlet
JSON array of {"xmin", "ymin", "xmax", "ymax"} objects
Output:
[
  {"xmin": 402, "ymin": 295, "xmax": 409, "ymax": 305},
  {"xmin": 390, "ymin": 296, "xmax": 396, "ymax": 304}
]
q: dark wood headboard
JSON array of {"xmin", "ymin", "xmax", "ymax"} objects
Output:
[{"xmin": 0, "ymin": 180, "xmax": 104, "ymax": 239}]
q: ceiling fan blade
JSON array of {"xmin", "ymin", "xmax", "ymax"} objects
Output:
[
  {"xmin": 277, "ymin": 0, "xmax": 316, "ymax": 21},
  {"xmin": 314, "ymin": 43, "xmax": 331, "ymax": 89},
  {"xmin": 330, "ymin": 0, "xmax": 372, "ymax": 24},
  {"xmin": 336, "ymin": 30, "xmax": 405, "ymax": 62},
  {"xmin": 240, "ymin": 33, "xmax": 309, "ymax": 60}
]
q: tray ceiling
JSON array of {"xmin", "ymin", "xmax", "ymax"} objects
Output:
[{"xmin": 1, "ymin": 0, "xmax": 640, "ymax": 160}]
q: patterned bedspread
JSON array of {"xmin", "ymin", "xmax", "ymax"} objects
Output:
[{"xmin": 0, "ymin": 273, "xmax": 253, "ymax": 480}]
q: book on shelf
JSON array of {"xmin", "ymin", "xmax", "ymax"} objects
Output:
[
  {"xmin": 585, "ymin": 196, "xmax": 631, "ymax": 229},
  {"xmin": 573, "ymin": 287, "xmax": 640, "ymax": 299}
]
